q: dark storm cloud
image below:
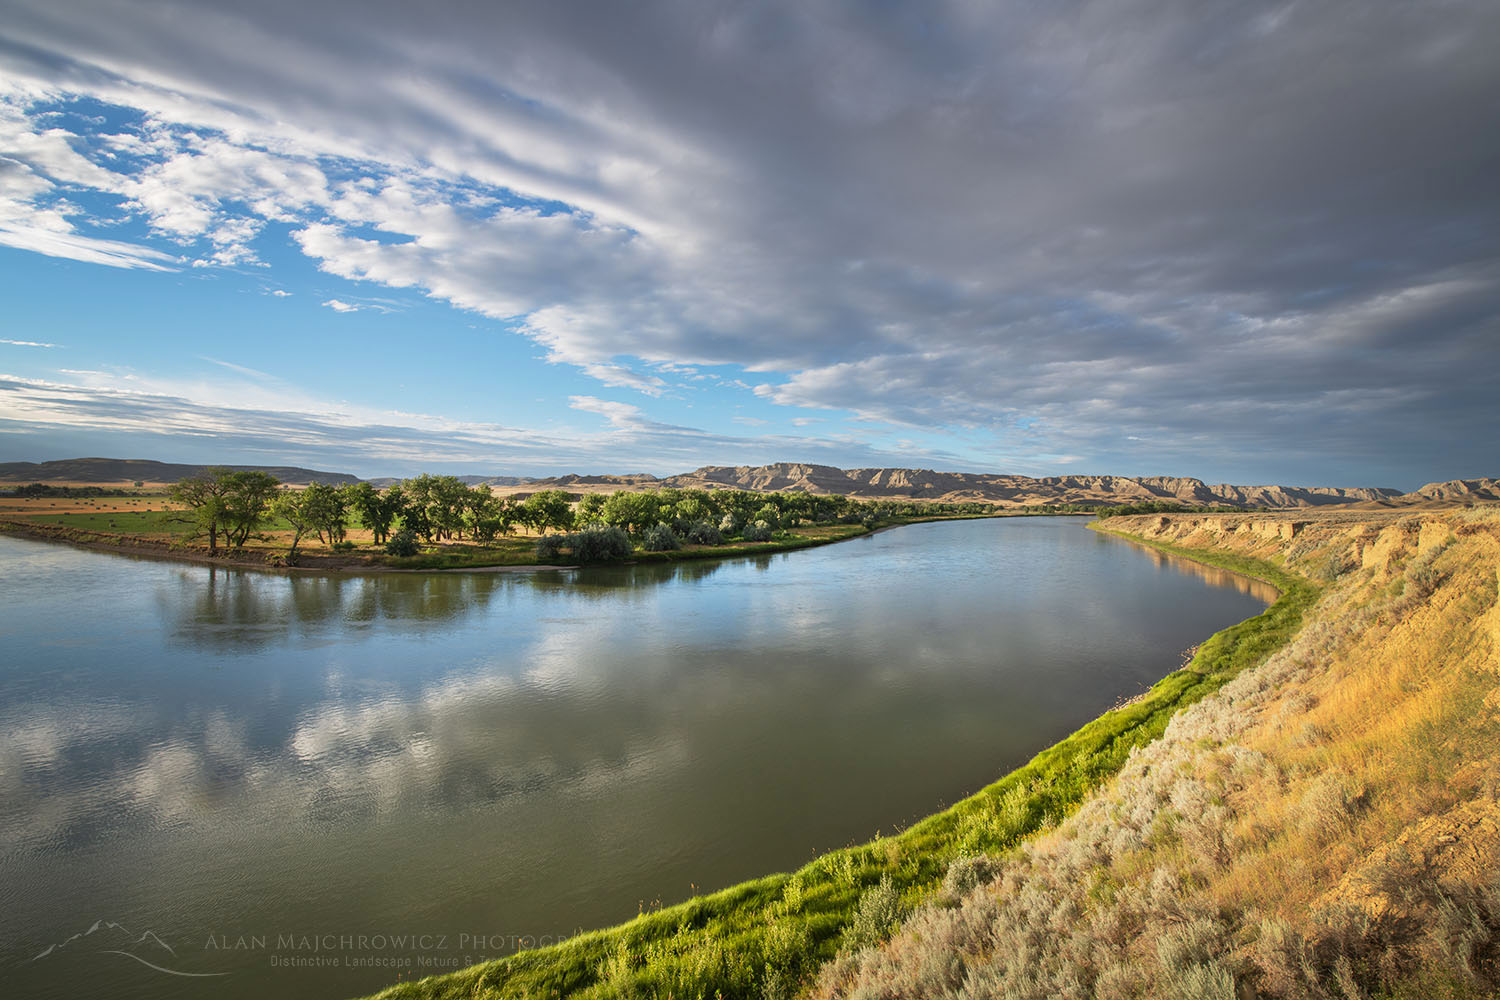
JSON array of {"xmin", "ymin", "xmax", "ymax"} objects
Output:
[{"xmin": 1, "ymin": 0, "xmax": 1496, "ymax": 484}]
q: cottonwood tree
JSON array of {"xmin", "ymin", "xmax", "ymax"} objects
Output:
[
  {"xmin": 169, "ymin": 467, "xmax": 280, "ymax": 552},
  {"xmin": 168, "ymin": 468, "xmax": 236, "ymax": 553},
  {"xmin": 270, "ymin": 489, "xmax": 315, "ymax": 559},
  {"xmin": 299, "ymin": 482, "xmax": 349, "ymax": 546},
  {"xmin": 520, "ymin": 489, "xmax": 575, "ymax": 533},
  {"xmin": 222, "ymin": 471, "xmax": 280, "ymax": 547},
  {"xmin": 342, "ymin": 482, "xmax": 402, "ymax": 545}
]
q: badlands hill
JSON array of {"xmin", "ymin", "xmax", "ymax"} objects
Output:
[
  {"xmin": 0, "ymin": 457, "xmax": 358, "ymax": 486},
  {"xmin": 652, "ymin": 464, "xmax": 1406, "ymax": 507},
  {"xmin": 9, "ymin": 458, "xmax": 1496, "ymax": 509}
]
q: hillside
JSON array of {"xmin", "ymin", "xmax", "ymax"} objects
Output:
[
  {"xmin": 0, "ymin": 457, "xmax": 359, "ymax": 486},
  {"xmin": 816, "ymin": 508, "xmax": 1500, "ymax": 1000},
  {"xmin": 377, "ymin": 463, "xmax": 1413, "ymax": 508},
  {"xmin": 658, "ymin": 464, "xmax": 1406, "ymax": 507}
]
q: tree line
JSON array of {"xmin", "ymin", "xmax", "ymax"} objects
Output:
[
  {"xmin": 166, "ymin": 467, "xmax": 1010, "ymax": 559},
  {"xmin": 168, "ymin": 469, "xmax": 576, "ymax": 556}
]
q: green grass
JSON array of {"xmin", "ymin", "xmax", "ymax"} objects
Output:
[
  {"xmin": 358, "ymin": 524, "xmax": 1320, "ymax": 1000},
  {"xmin": 19, "ymin": 509, "xmax": 185, "ymax": 534}
]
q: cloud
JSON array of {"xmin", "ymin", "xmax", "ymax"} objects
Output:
[
  {"xmin": 1, "ymin": 338, "xmax": 61, "ymax": 348},
  {"xmin": 0, "ymin": 0, "xmax": 1496, "ymax": 481},
  {"xmin": 269, "ymin": 289, "xmax": 291, "ymax": 297},
  {"xmin": 196, "ymin": 356, "xmax": 274, "ymax": 380},
  {"xmin": 0, "ymin": 373, "xmax": 974, "ymax": 476},
  {"xmin": 321, "ymin": 298, "xmax": 359, "ymax": 313}
]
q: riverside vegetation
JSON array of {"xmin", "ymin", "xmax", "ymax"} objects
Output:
[
  {"xmin": 0, "ymin": 469, "xmax": 1092, "ymax": 570},
  {"xmin": 353, "ymin": 507, "xmax": 1500, "ymax": 1000}
]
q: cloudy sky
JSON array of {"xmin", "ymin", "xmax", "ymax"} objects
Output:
[{"xmin": 1, "ymin": 0, "xmax": 1496, "ymax": 488}]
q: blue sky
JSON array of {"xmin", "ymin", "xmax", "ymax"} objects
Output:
[{"xmin": 2, "ymin": 0, "xmax": 1497, "ymax": 488}]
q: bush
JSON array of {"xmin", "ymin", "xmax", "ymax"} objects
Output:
[
  {"xmin": 685, "ymin": 520, "xmax": 724, "ymax": 545},
  {"xmin": 384, "ymin": 529, "xmax": 419, "ymax": 557},
  {"xmin": 742, "ymin": 520, "xmax": 773, "ymax": 542},
  {"xmin": 719, "ymin": 513, "xmax": 739, "ymax": 535},
  {"xmin": 332, "ymin": 540, "xmax": 356, "ymax": 551},
  {"xmin": 642, "ymin": 523, "xmax": 681, "ymax": 551},
  {"xmin": 843, "ymin": 874, "xmax": 903, "ymax": 952},
  {"xmin": 570, "ymin": 524, "xmax": 633, "ymax": 562},
  {"xmin": 534, "ymin": 534, "xmax": 566, "ymax": 560},
  {"xmin": 942, "ymin": 854, "xmax": 1001, "ymax": 899}
]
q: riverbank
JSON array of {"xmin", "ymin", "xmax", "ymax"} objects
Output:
[
  {"xmin": 0, "ymin": 509, "xmax": 1083, "ymax": 576},
  {"xmin": 817, "ymin": 508, "xmax": 1500, "ymax": 1000},
  {"xmin": 356, "ymin": 517, "xmax": 1318, "ymax": 1000}
]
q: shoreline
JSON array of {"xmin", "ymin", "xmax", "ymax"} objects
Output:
[{"xmin": 0, "ymin": 510, "xmax": 1086, "ymax": 578}]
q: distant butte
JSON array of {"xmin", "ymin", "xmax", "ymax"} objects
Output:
[{"xmin": 6, "ymin": 458, "xmax": 1495, "ymax": 509}]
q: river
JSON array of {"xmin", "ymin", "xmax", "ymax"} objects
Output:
[{"xmin": 0, "ymin": 517, "xmax": 1274, "ymax": 999}]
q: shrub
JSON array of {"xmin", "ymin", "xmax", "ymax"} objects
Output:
[
  {"xmin": 743, "ymin": 520, "xmax": 773, "ymax": 542},
  {"xmin": 942, "ymin": 854, "xmax": 1001, "ymax": 900},
  {"xmin": 384, "ymin": 529, "xmax": 419, "ymax": 557},
  {"xmin": 843, "ymin": 874, "xmax": 903, "ymax": 952},
  {"xmin": 753, "ymin": 504, "xmax": 781, "ymax": 529},
  {"xmin": 685, "ymin": 520, "xmax": 724, "ymax": 545},
  {"xmin": 719, "ymin": 512, "xmax": 739, "ymax": 535},
  {"xmin": 332, "ymin": 540, "xmax": 356, "ymax": 551},
  {"xmin": 534, "ymin": 534, "xmax": 566, "ymax": 560},
  {"xmin": 570, "ymin": 523, "xmax": 633, "ymax": 562},
  {"xmin": 642, "ymin": 523, "xmax": 681, "ymax": 551}
]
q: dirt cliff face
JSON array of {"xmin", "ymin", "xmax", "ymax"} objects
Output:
[{"xmin": 655, "ymin": 464, "xmax": 1407, "ymax": 508}]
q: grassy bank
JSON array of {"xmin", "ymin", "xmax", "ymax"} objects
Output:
[
  {"xmin": 818, "ymin": 509, "xmax": 1500, "ymax": 1000},
  {"xmin": 358, "ymin": 525, "xmax": 1317, "ymax": 1000}
]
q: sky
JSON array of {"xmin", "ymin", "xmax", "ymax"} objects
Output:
[{"xmin": 1, "ymin": 0, "xmax": 1497, "ymax": 489}]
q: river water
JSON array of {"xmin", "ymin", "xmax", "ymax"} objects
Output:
[{"xmin": 0, "ymin": 517, "xmax": 1273, "ymax": 999}]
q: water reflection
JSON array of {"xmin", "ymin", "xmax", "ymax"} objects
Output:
[{"xmin": 1097, "ymin": 534, "xmax": 1281, "ymax": 604}]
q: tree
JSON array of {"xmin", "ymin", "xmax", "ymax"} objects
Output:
[
  {"xmin": 397, "ymin": 476, "xmax": 437, "ymax": 542},
  {"xmin": 575, "ymin": 493, "xmax": 606, "ymax": 525},
  {"xmin": 343, "ymin": 482, "xmax": 400, "ymax": 545},
  {"xmin": 270, "ymin": 489, "xmax": 315, "ymax": 560},
  {"xmin": 600, "ymin": 490, "xmax": 661, "ymax": 534},
  {"xmin": 168, "ymin": 467, "xmax": 235, "ymax": 553},
  {"xmin": 300, "ymin": 482, "xmax": 349, "ymax": 546},
  {"xmin": 168, "ymin": 467, "xmax": 279, "ymax": 552},
  {"xmin": 521, "ymin": 490, "xmax": 575, "ymax": 534},
  {"xmin": 221, "ymin": 471, "xmax": 280, "ymax": 547},
  {"xmin": 463, "ymin": 488, "xmax": 518, "ymax": 543}
]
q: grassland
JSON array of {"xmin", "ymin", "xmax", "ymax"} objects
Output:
[{"xmin": 351, "ymin": 523, "xmax": 1317, "ymax": 1000}]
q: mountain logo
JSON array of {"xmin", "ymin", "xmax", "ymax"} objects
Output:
[{"xmin": 29, "ymin": 919, "xmax": 230, "ymax": 978}]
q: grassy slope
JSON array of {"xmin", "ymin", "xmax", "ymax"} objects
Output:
[
  {"xmin": 360, "ymin": 525, "xmax": 1317, "ymax": 1000},
  {"xmin": 815, "ymin": 509, "xmax": 1500, "ymax": 1000}
]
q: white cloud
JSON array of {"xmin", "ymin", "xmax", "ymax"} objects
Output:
[
  {"xmin": 567, "ymin": 395, "xmax": 643, "ymax": 430},
  {"xmin": 0, "ymin": 224, "xmax": 179, "ymax": 270},
  {"xmin": 321, "ymin": 298, "xmax": 359, "ymax": 313},
  {"xmin": 0, "ymin": 338, "xmax": 61, "ymax": 348}
]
